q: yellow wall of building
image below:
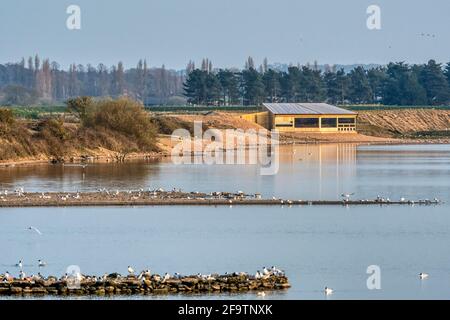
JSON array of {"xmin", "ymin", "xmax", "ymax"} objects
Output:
[{"xmin": 240, "ymin": 111, "xmax": 270, "ymax": 129}]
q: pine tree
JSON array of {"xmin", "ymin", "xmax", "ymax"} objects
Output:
[
  {"xmin": 418, "ymin": 60, "xmax": 450, "ymax": 105},
  {"xmin": 348, "ymin": 67, "xmax": 372, "ymax": 104},
  {"xmin": 383, "ymin": 62, "xmax": 428, "ymax": 105},
  {"xmin": 301, "ymin": 66, "xmax": 325, "ymax": 102},
  {"xmin": 445, "ymin": 62, "xmax": 450, "ymax": 87},
  {"xmin": 241, "ymin": 68, "xmax": 265, "ymax": 105},
  {"xmin": 367, "ymin": 67, "xmax": 386, "ymax": 103},
  {"xmin": 205, "ymin": 73, "xmax": 221, "ymax": 105},
  {"xmin": 184, "ymin": 69, "xmax": 207, "ymax": 105},
  {"xmin": 262, "ymin": 69, "xmax": 281, "ymax": 102},
  {"xmin": 281, "ymin": 66, "xmax": 301, "ymax": 102},
  {"xmin": 217, "ymin": 70, "xmax": 240, "ymax": 105},
  {"xmin": 324, "ymin": 71, "xmax": 339, "ymax": 104}
]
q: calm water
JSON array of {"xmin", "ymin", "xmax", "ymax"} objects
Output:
[{"xmin": 1, "ymin": 144, "xmax": 450, "ymax": 300}]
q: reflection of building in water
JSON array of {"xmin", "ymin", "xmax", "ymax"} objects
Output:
[
  {"xmin": 280, "ymin": 144, "xmax": 358, "ymax": 199},
  {"xmin": 281, "ymin": 143, "xmax": 357, "ymax": 165}
]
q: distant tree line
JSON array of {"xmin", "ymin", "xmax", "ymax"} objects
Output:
[
  {"xmin": 2, "ymin": 56, "xmax": 450, "ymax": 107},
  {"xmin": 0, "ymin": 55, "xmax": 185, "ymax": 105},
  {"xmin": 184, "ymin": 58, "xmax": 450, "ymax": 106}
]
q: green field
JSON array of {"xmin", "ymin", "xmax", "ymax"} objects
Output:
[
  {"xmin": 5, "ymin": 105, "xmax": 67, "ymax": 119},
  {"xmin": 4, "ymin": 104, "xmax": 450, "ymax": 119},
  {"xmin": 145, "ymin": 105, "xmax": 262, "ymax": 113}
]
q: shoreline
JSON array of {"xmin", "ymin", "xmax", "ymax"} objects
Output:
[
  {"xmin": 0, "ymin": 192, "xmax": 441, "ymax": 208},
  {"xmin": 1, "ymin": 139, "xmax": 449, "ymax": 169}
]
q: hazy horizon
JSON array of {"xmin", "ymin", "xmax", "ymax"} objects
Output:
[{"xmin": 1, "ymin": 0, "xmax": 449, "ymax": 70}]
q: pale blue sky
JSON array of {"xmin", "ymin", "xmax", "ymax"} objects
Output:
[{"xmin": 0, "ymin": 0, "xmax": 449, "ymax": 69}]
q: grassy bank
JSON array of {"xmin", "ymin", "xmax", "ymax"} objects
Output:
[
  {"xmin": 357, "ymin": 109, "xmax": 450, "ymax": 139},
  {"xmin": 0, "ymin": 98, "xmax": 161, "ymax": 162}
]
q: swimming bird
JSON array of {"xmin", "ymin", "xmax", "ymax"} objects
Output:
[
  {"xmin": 38, "ymin": 260, "xmax": 47, "ymax": 267},
  {"xmin": 127, "ymin": 266, "xmax": 135, "ymax": 275},
  {"xmin": 324, "ymin": 287, "xmax": 334, "ymax": 295},
  {"xmin": 28, "ymin": 226, "xmax": 42, "ymax": 235},
  {"xmin": 419, "ymin": 273, "xmax": 429, "ymax": 280},
  {"xmin": 257, "ymin": 291, "xmax": 266, "ymax": 297}
]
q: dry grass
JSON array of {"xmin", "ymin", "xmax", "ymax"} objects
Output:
[
  {"xmin": 0, "ymin": 99, "xmax": 160, "ymax": 162},
  {"xmin": 357, "ymin": 109, "xmax": 450, "ymax": 137}
]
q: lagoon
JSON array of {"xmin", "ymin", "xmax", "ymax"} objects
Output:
[{"xmin": 1, "ymin": 144, "xmax": 450, "ymax": 299}]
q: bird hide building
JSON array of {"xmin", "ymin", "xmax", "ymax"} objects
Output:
[{"xmin": 242, "ymin": 103, "xmax": 357, "ymax": 133}]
